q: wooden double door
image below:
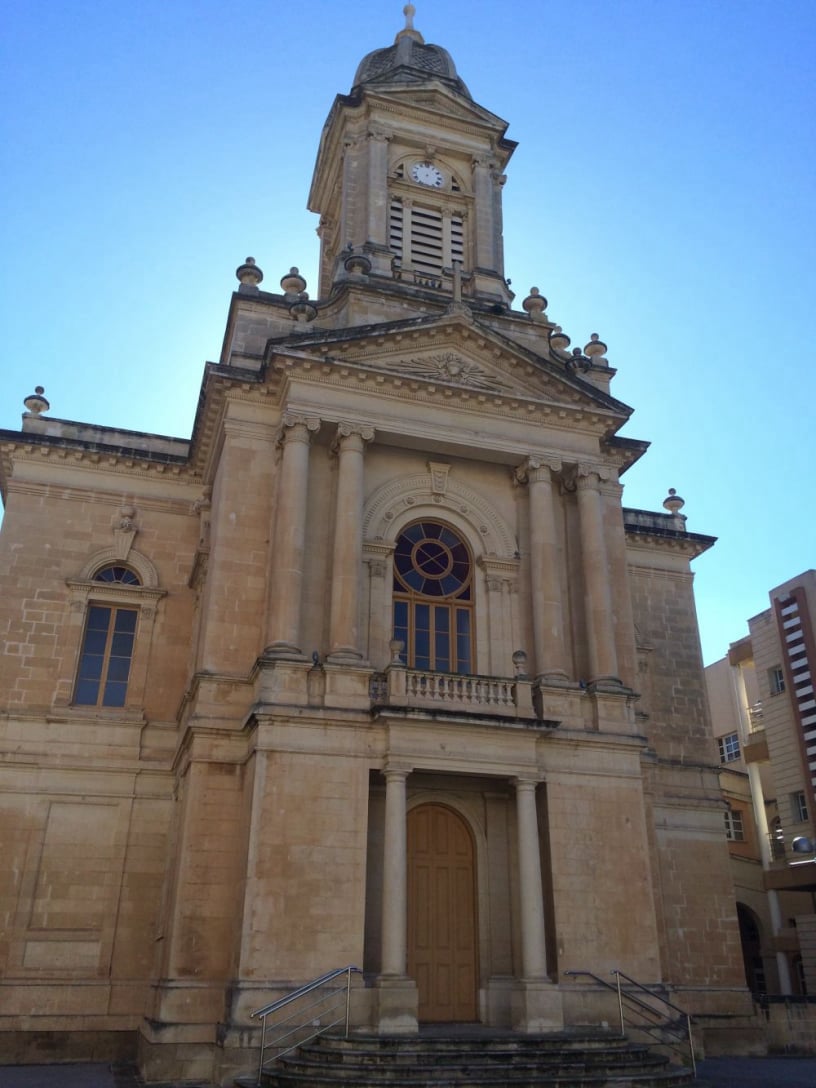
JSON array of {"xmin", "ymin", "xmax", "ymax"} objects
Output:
[{"xmin": 407, "ymin": 803, "xmax": 478, "ymax": 1021}]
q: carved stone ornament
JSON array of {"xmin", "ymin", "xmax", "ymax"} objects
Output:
[
  {"xmin": 514, "ymin": 455, "xmax": 562, "ymax": 486},
  {"xmin": 428, "ymin": 462, "xmax": 450, "ymax": 494},
  {"xmin": 113, "ymin": 503, "xmax": 138, "ymax": 560},
  {"xmin": 277, "ymin": 412, "xmax": 321, "ymax": 446},
  {"xmin": 399, "ymin": 352, "xmax": 513, "ymax": 393},
  {"xmin": 331, "ymin": 421, "xmax": 375, "ymax": 455}
]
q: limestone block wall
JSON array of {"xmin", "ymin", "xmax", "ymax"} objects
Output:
[
  {"xmin": 0, "ymin": 475, "xmax": 198, "ymax": 720},
  {"xmin": 628, "ymin": 550, "xmax": 748, "ymax": 1006},
  {"xmin": 196, "ymin": 401, "xmax": 277, "ymax": 678},
  {"xmin": 0, "ymin": 456, "xmax": 198, "ymax": 1041},
  {"xmin": 233, "ymin": 733, "xmax": 370, "ymax": 988},
  {"xmin": 544, "ymin": 741, "xmax": 661, "ymax": 981}
]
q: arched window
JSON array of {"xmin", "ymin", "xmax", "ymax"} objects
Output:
[
  {"xmin": 93, "ymin": 565, "xmax": 141, "ymax": 586},
  {"xmin": 392, "ymin": 521, "xmax": 473, "ymax": 674},
  {"xmin": 74, "ymin": 565, "xmax": 142, "ymax": 708}
]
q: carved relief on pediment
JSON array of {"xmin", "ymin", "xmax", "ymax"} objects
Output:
[{"xmin": 388, "ymin": 351, "xmax": 515, "ymax": 393}]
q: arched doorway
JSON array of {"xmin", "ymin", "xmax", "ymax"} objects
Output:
[
  {"xmin": 407, "ymin": 803, "xmax": 478, "ymax": 1021},
  {"xmin": 737, "ymin": 903, "xmax": 766, "ymax": 994}
]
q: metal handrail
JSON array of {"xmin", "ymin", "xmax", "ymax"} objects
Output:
[
  {"xmin": 565, "ymin": 969, "xmax": 696, "ymax": 1078},
  {"xmin": 250, "ymin": 965, "xmax": 362, "ymax": 1085}
]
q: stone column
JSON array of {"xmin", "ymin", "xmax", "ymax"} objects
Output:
[
  {"xmin": 381, "ymin": 766, "xmax": 410, "ymax": 976},
  {"xmin": 601, "ymin": 479, "xmax": 638, "ymax": 689},
  {"xmin": 517, "ymin": 457, "xmax": 568, "ymax": 683},
  {"xmin": 400, "ymin": 198, "xmax": 414, "ymax": 272},
  {"xmin": 265, "ymin": 413, "xmax": 320, "ymax": 658},
  {"xmin": 328, "ymin": 422, "xmax": 374, "ymax": 663},
  {"xmin": 364, "ymin": 543, "xmax": 394, "ymax": 670},
  {"xmin": 471, "ymin": 157, "xmax": 495, "ymax": 271},
  {"xmin": 576, "ymin": 466, "xmax": 620, "ymax": 686},
  {"xmin": 514, "ymin": 777, "xmax": 548, "ymax": 979},
  {"xmin": 340, "ymin": 136, "xmax": 363, "ymax": 249},
  {"xmin": 367, "ymin": 130, "xmax": 390, "ymax": 245}
]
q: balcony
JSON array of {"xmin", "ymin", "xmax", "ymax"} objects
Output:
[{"xmin": 371, "ymin": 665, "xmax": 537, "ymax": 721}]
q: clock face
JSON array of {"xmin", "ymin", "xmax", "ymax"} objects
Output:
[{"xmin": 410, "ymin": 161, "xmax": 444, "ymax": 188}]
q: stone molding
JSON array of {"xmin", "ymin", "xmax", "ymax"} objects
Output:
[
  {"xmin": 75, "ymin": 546, "xmax": 160, "ymax": 588},
  {"xmin": 363, "ymin": 471, "xmax": 516, "ymax": 557}
]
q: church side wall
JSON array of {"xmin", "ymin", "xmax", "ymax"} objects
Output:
[
  {"xmin": 0, "ymin": 468, "xmax": 198, "ymax": 1056},
  {"xmin": 628, "ymin": 550, "xmax": 749, "ymax": 1011}
]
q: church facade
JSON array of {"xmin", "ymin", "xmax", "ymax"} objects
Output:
[{"xmin": 0, "ymin": 11, "xmax": 750, "ymax": 1084}]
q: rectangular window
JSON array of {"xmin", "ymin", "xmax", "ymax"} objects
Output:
[
  {"xmin": 724, "ymin": 808, "xmax": 745, "ymax": 842},
  {"xmin": 793, "ymin": 790, "xmax": 809, "ymax": 823},
  {"xmin": 74, "ymin": 605, "xmax": 137, "ymax": 708},
  {"xmin": 718, "ymin": 732, "xmax": 741, "ymax": 763},
  {"xmin": 769, "ymin": 665, "xmax": 786, "ymax": 695},
  {"xmin": 455, "ymin": 608, "xmax": 471, "ymax": 675}
]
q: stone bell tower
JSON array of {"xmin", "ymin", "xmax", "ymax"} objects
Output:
[{"xmin": 309, "ymin": 3, "xmax": 515, "ymax": 306}]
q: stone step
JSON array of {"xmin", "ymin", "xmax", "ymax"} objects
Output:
[{"xmin": 253, "ymin": 1032, "xmax": 695, "ymax": 1088}]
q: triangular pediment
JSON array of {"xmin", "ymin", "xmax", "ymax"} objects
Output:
[
  {"xmin": 366, "ymin": 82, "xmax": 511, "ymax": 133},
  {"xmin": 267, "ymin": 312, "xmax": 632, "ymax": 424}
]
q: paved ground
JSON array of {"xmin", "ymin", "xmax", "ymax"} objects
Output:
[
  {"xmin": 696, "ymin": 1056, "xmax": 816, "ymax": 1086},
  {"xmin": 3, "ymin": 1058, "xmax": 816, "ymax": 1086}
]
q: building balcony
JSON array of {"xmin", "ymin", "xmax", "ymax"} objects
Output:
[{"xmin": 371, "ymin": 665, "xmax": 536, "ymax": 720}]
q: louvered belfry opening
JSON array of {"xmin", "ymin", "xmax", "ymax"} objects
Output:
[{"xmin": 390, "ymin": 199, "xmax": 465, "ymax": 278}]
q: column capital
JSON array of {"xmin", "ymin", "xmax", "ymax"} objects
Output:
[
  {"xmin": 331, "ymin": 421, "xmax": 375, "ymax": 455},
  {"xmin": 575, "ymin": 462, "xmax": 613, "ymax": 490},
  {"xmin": 383, "ymin": 762, "xmax": 412, "ymax": 781},
  {"xmin": 278, "ymin": 412, "xmax": 321, "ymax": 446},
  {"xmin": 512, "ymin": 775, "xmax": 541, "ymax": 792},
  {"xmin": 515, "ymin": 455, "xmax": 562, "ymax": 486}
]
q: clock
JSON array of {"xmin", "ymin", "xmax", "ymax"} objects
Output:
[{"xmin": 410, "ymin": 161, "xmax": 444, "ymax": 188}]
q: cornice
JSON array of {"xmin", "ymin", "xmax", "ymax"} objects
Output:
[
  {"xmin": 0, "ymin": 436, "xmax": 200, "ymax": 492},
  {"xmin": 624, "ymin": 532, "xmax": 715, "ymax": 559},
  {"xmin": 270, "ymin": 357, "xmax": 621, "ymax": 443}
]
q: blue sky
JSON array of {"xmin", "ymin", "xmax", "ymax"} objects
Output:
[{"xmin": 1, "ymin": 1, "xmax": 814, "ymax": 665}]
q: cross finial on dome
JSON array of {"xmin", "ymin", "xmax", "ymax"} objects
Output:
[{"xmin": 395, "ymin": 3, "xmax": 423, "ymax": 43}]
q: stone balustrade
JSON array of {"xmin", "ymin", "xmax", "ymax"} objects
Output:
[{"xmin": 375, "ymin": 666, "xmax": 535, "ymax": 719}]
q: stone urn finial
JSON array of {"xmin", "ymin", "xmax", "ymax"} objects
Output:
[
  {"xmin": 236, "ymin": 256, "xmax": 264, "ymax": 289},
  {"xmin": 24, "ymin": 386, "xmax": 50, "ymax": 415},
  {"xmin": 281, "ymin": 267, "xmax": 307, "ymax": 297},
  {"xmin": 522, "ymin": 287, "xmax": 548, "ymax": 321},
  {"xmin": 549, "ymin": 326, "xmax": 570, "ymax": 352},
  {"xmin": 663, "ymin": 488, "xmax": 685, "ymax": 516},
  {"xmin": 584, "ymin": 333, "xmax": 608, "ymax": 362}
]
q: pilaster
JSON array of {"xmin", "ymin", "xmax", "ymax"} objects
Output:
[
  {"xmin": 327, "ymin": 422, "xmax": 374, "ymax": 664},
  {"xmin": 264, "ymin": 412, "xmax": 320, "ymax": 660}
]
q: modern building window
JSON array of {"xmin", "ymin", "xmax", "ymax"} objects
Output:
[
  {"xmin": 792, "ymin": 790, "xmax": 810, "ymax": 824},
  {"xmin": 724, "ymin": 807, "xmax": 745, "ymax": 842},
  {"xmin": 73, "ymin": 566, "xmax": 141, "ymax": 708},
  {"xmin": 718, "ymin": 732, "xmax": 741, "ymax": 763},
  {"xmin": 392, "ymin": 521, "xmax": 473, "ymax": 674},
  {"xmin": 769, "ymin": 665, "xmax": 786, "ymax": 695}
]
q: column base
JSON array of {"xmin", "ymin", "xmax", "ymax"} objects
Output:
[
  {"xmin": 263, "ymin": 642, "xmax": 309, "ymax": 662},
  {"xmin": 372, "ymin": 976, "xmax": 418, "ymax": 1034},
  {"xmin": 535, "ymin": 671, "xmax": 573, "ymax": 688},
  {"xmin": 326, "ymin": 648, "xmax": 365, "ymax": 665},
  {"xmin": 587, "ymin": 676, "xmax": 626, "ymax": 693},
  {"xmin": 510, "ymin": 979, "xmax": 564, "ymax": 1033}
]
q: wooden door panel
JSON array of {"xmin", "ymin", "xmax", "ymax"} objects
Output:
[{"xmin": 407, "ymin": 803, "xmax": 478, "ymax": 1021}]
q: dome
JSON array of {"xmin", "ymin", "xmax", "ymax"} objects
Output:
[{"xmin": 352, "ymin": 5, "xmax": 472, "ymax": 100}]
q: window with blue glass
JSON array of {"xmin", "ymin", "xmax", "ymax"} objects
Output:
[
  {"xmin": 74, "ymin": 566, "xmax": 140, "ymax": 708},
  {"xmin": 393, "ymin": 522, "xmax": 473, "ymax": 674}
]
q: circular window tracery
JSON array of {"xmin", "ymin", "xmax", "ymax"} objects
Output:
[
  {"xmin": 393, "ymin": 522, "xmax": 471, "ymax": 599},
  {"xmin": 392, "ymin": 521, "xmax": 473, "ymax": 674}
]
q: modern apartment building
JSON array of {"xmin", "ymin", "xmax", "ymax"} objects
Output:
[{"xmin": 706, "ymin": 570, "xmax": 816, "ymax": 998}]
